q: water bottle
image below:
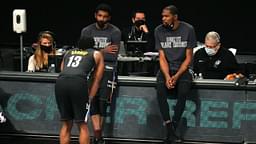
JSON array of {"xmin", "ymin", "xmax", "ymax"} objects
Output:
[
  {"xmin": 0, "ymin": 112, "xmax": 6, "ymax": 123},
  {"xmin": 198, "ymin": 73, "xmax": 203, "ymax": 79},
  {"xmin": 48, "ymin": 64, "xmax": 56, "ymax": 73}
]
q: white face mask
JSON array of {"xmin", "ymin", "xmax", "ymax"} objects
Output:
[{"xmin": 205, "ymin": 47, "xmax": 218, "ymax": 56}]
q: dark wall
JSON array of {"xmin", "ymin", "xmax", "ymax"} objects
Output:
[{"xmin": 1, "ymin": 0, "xmax": 255, "ymax": 54}]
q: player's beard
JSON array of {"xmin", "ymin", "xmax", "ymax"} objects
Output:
[{"xmin": 97, "ymin": 21, "xmax": 107, "ymax": 29}]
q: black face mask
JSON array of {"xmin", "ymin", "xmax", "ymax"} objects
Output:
[
  {"xmin": 40, "ymin": 45, "xmax": 52, "ymax": 53},
  {"xmin": 134, "ymin": 20, "xmax": 145, "ymax": 27},
  {"xmin": 163, "ymin": 23, "xmax": 174, "ymax": 31}
]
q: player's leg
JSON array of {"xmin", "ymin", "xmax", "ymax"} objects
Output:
[
  {"xmin": 77, "ymin": 122, "xmax": 90, "ymax": 144},
  {"xmin": 60, "ymin": 120, "xmax": 73, "ymax": 144}
]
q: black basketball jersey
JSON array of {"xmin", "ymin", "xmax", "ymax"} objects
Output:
[{"xmin": 59, "ymin": 48, "xmax": 96, "ymax": 78}]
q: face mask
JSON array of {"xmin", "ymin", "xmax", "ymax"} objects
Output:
[
  {"xmin": 205, "ymin": 47, "xmax": 218, "ymax": 56},
  {"xmin": 134, "ymin": 20, "xmax": 145, "ymax": 27},
  {"xmin": 41, "ymin": 45, "xmax": 52, "ymax": 53}
]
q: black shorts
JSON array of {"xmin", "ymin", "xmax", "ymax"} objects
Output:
[
  {"xmin": 98, "ymin": 70, "xmax": 117, "ymax": 101},
  {"xmin": 55, "ymin": 76, "xmax": 89, "ymax": 123},
  {"xmin": 90, "ymin": 66, "xmax": 118, "ymax": 116},
  {"xmin": 90, "ymin": 97, "xmax": 109, "ymax": 117}
]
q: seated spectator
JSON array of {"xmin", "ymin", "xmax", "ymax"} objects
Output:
[
  {"xmin": 193, "ymin": 31, "xmax": 243, "ymax": 79},
  {"xmin": 27, "ymin": 31, "xmax": 56, "ymax": 72}
]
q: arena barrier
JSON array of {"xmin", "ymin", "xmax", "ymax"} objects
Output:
[{"xmin": 0, "ymin": 71, "xmax": 256, "ymax": 143}]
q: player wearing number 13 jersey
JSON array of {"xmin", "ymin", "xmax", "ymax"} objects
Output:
[{"xmin": 55, "ymin": 37, "xmax": 104, "ymax": 144}]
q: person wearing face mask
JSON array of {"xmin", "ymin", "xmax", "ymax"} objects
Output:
[
  {"xmin": 80, "ymin": 3, "xmax": 121, "ymax": 144},
  {"xmin": 154, "ymin": 5, "xmax": 197, "ymax": 144},
  {"xmin": 122, "ymin": 9, "xmax": 155, "ymax": 53},
  {"xmin": 193, "ymin": 31, "xmax": 241, "ymax": 79},
  {"xmin": 119, "ymin": 9, "xmax": 155, "ymax": 76},
  {"xmin": 27, "ymin": 31, "xmax": 56, "ymax": 72}
]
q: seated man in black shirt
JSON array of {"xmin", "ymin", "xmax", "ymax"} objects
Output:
[
  {"xmin": 120, "ymin": 10, "xmax": 156, "ymax": 76},
  {"xmin": 121, "ymin": 9, "xmax": 154, "ymax": 54},
  {"xmin": 193, "ymin": 31, "xmax": 242, "ymax": 79}
]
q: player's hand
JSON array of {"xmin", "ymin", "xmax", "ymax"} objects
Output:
[
  {"xmin": 167, "ymin": 75, "xmax": 179, "ymax": 89},
  {"xmin": 104, "ymin": 44, "xmax": 118, "ymax": 54},
  {"xmin": 165, "ymin": 77, "xmax": 175, "ymax": 89}
]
